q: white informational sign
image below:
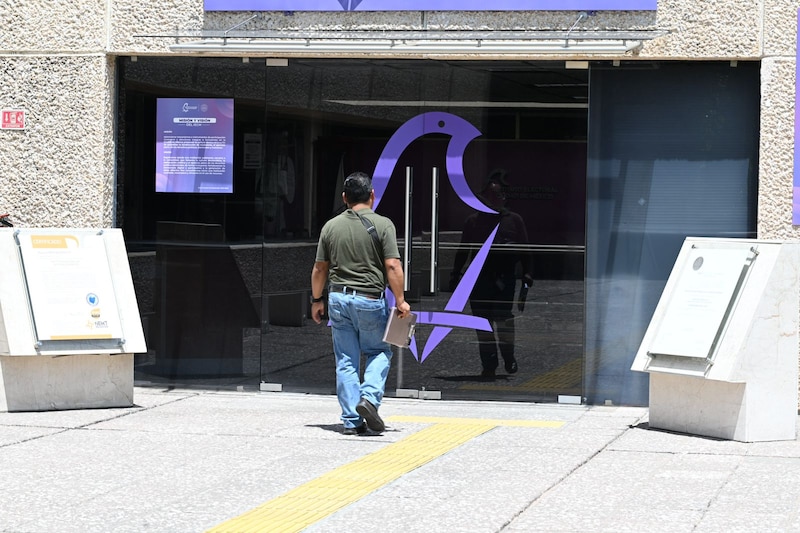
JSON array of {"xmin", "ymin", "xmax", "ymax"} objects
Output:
[
  {"xmin": 648, "ymin": 247, "xmax": 754, "ymax": 359},
  {"xmin": 18, "ymin": 231, "xmax": 123, "ymax": 341},
  {"xmin": 243, "ymin": 133, "xmax": 263, "ymax": 170}
]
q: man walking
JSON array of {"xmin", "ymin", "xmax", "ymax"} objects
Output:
[{"xmin": 310, "ymin": 171, "xmax": 411, "ymax": 435}]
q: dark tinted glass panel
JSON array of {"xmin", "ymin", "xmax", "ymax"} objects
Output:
[
  {"xmin": 119, "ymin": 57, "xmax": 588, "ymax": 401},
  {"xmin": 118, "ymin": 57, "xmax": 267, "ymax": 383},
  {"xmin": 585, "ymin": 61, "xmax": 760, "ymax": 406},
  {"xmin": 259, "ymin": 60, "xmax": 587, "ymax": 401}
]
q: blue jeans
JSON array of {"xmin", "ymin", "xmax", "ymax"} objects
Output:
[{"xmin": 327, "ymin": 291, "xmax": 392, "ymax": 429}]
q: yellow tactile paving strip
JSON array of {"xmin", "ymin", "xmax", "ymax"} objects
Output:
[
  {"xmin": 207, "ymin": 415, "xmax": 565, "ymax": 533},
  {"xmin": 460, "ymin": 357, "xmax": 583, "ymax": 393},
  {"xmin": 388, "ymin": 415, "xmax": 564, "ymax": 428}
]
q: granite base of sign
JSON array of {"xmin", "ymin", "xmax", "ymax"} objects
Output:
[
  {"xmin": 647, "ymin": 372, "xmax": 794, "ymax": 442},
  {"xmin": 0, "ymin": 354, "xmax": 133, "ymax": 412},
  {"xmin": 632, "ymin": 237, "xmax": 799, "ymax": 442}
]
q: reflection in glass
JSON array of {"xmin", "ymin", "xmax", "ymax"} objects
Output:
[
  {"xmin": 450, "ymin": 174, "xmax": 533, "ymax": 378},
  {"xmin": 585, "ymin": 62, "xmax": 759, "ymax": 406},
  {"xmin": 118, "ymin": 57, "xmax": 589, "ymax": 402}
]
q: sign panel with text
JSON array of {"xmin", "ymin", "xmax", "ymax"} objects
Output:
[
  {"xmin": 647, "ymin": 247, "xmax": 754, "ymax": 360},
  {"xmin": 156, "ymin": 98, "xmax": 234, "ymax": 194},
  {"xmin": 18, "ymin": 231, "xmax": 124, "ymax": 342}
]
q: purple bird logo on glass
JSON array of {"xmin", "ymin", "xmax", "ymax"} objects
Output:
[{"xmin": 372, "ymin": 112, "xmax": 497, "ymax": 362}]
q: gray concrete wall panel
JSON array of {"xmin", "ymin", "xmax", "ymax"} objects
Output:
[
  {"xmin": 0, "ymin": 0, "xmax": 106, "ymax": 52},
  {"xmin": 0, "ymin": 56, "xmax": 114, "ymax": 227},
  {"xmin": 642, "ymin": 1, "xmax": 761, "ymax": 58},
  {"xmin": 105, "ymin": 2, "xmax": 756, "ymax": 60},
  {"xmin": 758, "ymin": 58, "xmax": 796, "ymax": 240},
  {"xmin": 109, "ymin": 0, "xmax": 204, "ymax": 53},
  {"xmin": 763, "ymin": 0, "xmax": 797, "ymax": 58}
]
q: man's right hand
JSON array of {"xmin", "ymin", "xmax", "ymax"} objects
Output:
[
  {"xmin": 395, "ymin": 300, "xmax": 411, "ymax": 319},
  {"xmin": 311, "ymin": 301, "xmax": 325, "ymax": 324}
]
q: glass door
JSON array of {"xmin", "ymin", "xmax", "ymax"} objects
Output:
[
  {"xmin": 116, "ymin": 55, "xmax": 588, "ymax": 401},
  {"xmin": 117, "ymin": 57, "xmax": 760, "ymax": 405},
  {"xmin": 259, "ymin": 59, "xmax": 588, "ymax": 402},
  {"xmin": 387, "ymin": 113, "xmax": 587, "ymax": 402}
]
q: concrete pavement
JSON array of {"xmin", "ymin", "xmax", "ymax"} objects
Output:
[{"xmin": 1, "ymin": 386, "xmax": 799, "ymax": 532}]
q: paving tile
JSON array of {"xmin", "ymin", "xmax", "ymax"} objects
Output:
[{"xmin": 0, "ymin": 388, "xmax": 797, "ymax": 533}]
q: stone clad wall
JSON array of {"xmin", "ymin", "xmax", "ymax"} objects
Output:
[
  {"xmin": 1, "ymin": 0, "xmax": 106, "ymax": 52},
  {"xmin": 1, "ymin": 0, "xmax": 798, "ymax": 262},
  {"xmin": 0, "ymin": 55, "xmax": 115, "ymax": 227},
  {"xmin": 108, "ymin": 3, "xmax": 761, "ymax": 59},
  {"xmin": 3, "ymin": 0, "xmax": 800, "ymax": 403},
  {"xmin": 109, "ymin": 1, "xmax": 205, "ymax": 53},
  {"xmin": 752, "ymin": 3, "xmax": 800, "ymax": 411},
  {"xmin": 3, "ymin": 1, "xmax": 798, "ymax": 227},
  {"xmin": 0, "ymin": 1, "xmax": 113, "ymax": 227},
  {"xmin": 759, "ymin": 0, "xmax": 798, "ymax": 241}
]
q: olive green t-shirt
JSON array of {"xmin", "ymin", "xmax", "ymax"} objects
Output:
[{"xmin": 315, "ymin": 208, "xmax": 400, "ymax": 293}]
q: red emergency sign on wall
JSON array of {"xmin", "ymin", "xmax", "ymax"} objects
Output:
[{"xmin": 1, "ymin": 110, "xmax": 26, "ymax": 130}]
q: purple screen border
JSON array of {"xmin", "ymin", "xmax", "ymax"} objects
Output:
[
  {"xmin": 205, "ymin": 0, "xmax": 657, "ymax": 11},
  {"xmin": 155, "ymin": 98, "xmax": 235, "ymax": 194}
]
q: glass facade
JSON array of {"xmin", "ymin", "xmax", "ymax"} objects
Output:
[
  {"xmin": 117, "ymin": 57, "xmax": 757, "ymax": 404},
  {"xmin": 584, "ymin": 62, "xmax": 760, "ymax": 405}
]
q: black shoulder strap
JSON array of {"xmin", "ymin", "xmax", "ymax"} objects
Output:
[{"xmin": 353, "ymin": 210, "xmax": 383, "ymax": 258}]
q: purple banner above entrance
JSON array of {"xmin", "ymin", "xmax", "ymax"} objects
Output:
[{"xmin": 205, "ymin": 0, "xmax": 657, "ymax": 11}]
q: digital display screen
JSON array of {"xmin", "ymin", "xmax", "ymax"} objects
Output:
[{"xmin": 155, "ymin": 98, "xmax": 234, "ymax": 194}]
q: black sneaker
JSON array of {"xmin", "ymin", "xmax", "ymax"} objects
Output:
[
  {"xmin": 505, "ymin": 359, "xmax": 518, "ymax": 374},
  {"xmin": 356, "ymin": 398, "xmax": 385, "ymax": 433},
  {"xmin": 343, "ymin": 423, "xmax": 367, "ymax": 436}
]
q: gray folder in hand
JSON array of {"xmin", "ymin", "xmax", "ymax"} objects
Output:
[{"xmin": 382, "ymin": 308, "xmax": 417, "ymax": 348}]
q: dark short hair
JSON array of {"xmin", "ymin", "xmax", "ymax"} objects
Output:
[{"xmin": 343, "ymin": 171, "xmax": 372, "ymax": 204}]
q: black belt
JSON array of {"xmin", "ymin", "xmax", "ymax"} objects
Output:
[{"xmin": 329, "ymin": 284, "xmax": 384, "ymax": 299}]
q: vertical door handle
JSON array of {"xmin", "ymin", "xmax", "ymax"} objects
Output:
[
  {"xmin": 430, "ymin": 167, "xmax": 439, "ymax": 294},
  {"xmin": 404, "ymin": 167, "xmax": 413, "ymax": 292}
]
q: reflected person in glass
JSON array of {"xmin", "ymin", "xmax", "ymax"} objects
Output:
[{"xmin": 450, "ymin": 173, "xmax": 533, "ymax": 379}]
